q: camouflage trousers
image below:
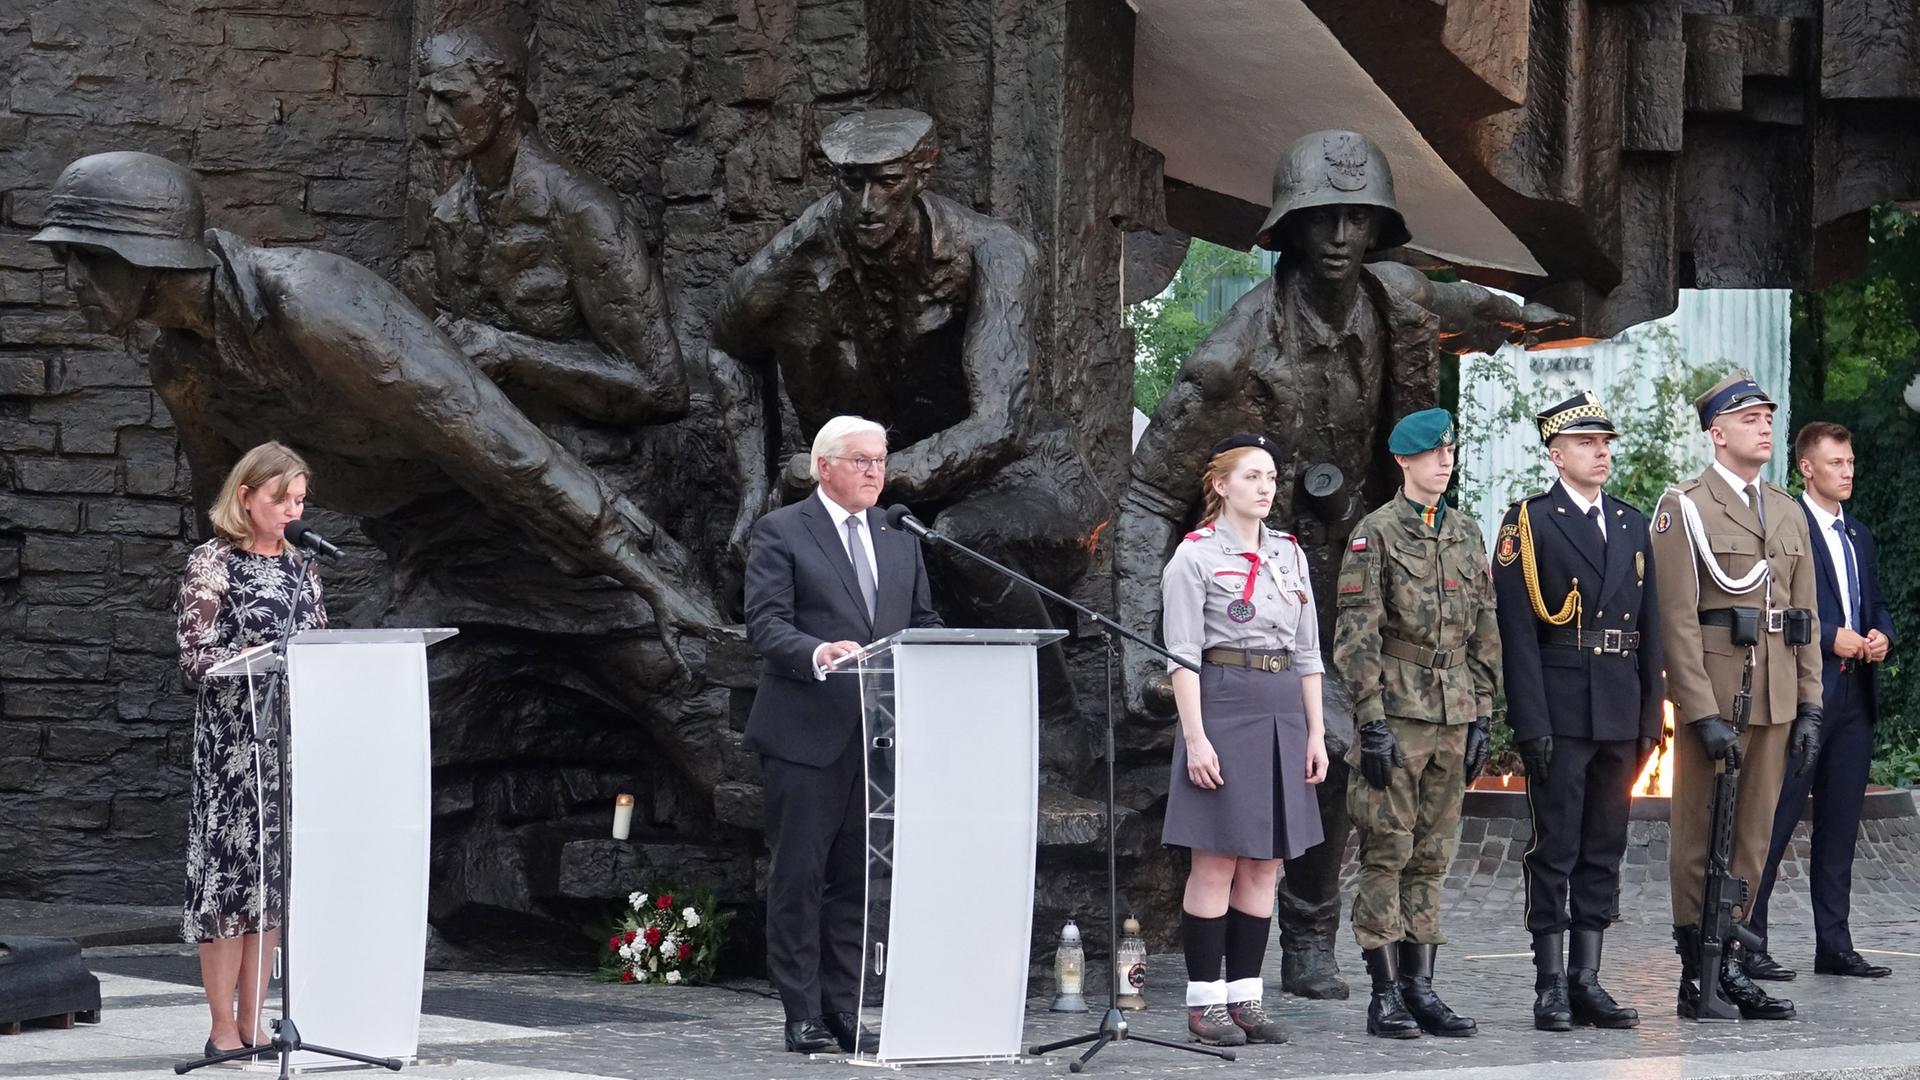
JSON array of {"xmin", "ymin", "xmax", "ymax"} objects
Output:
[{"xmin": 1346, "ymin": 717, "xmax": 1467, "ymax": 950}]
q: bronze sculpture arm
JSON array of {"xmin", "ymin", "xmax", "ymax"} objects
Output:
[
  {"xmin": 883, "ymin": 235, "xmax": 1039, "ymax": 504},
  {"xmin": 1370, "ymin": 260, "xmax": 1571, "ymax": 355}
]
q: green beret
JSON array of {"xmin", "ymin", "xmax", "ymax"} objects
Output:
[{"xmin": 1388, "ymin": 408, "xmax": 1456, "ymax": 455}]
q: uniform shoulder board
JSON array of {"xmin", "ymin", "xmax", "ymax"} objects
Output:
[
  {"xmin": 1608, "ymin": 494, "xmax": 1646, "ymax": 516},
  {"xmin": 1182, "ymin": 525, "xmax": 1215, "ymax": 542},
  {"xmin": 1765, "ymin": 481, "xmax": 1792, "ymax": 497}
]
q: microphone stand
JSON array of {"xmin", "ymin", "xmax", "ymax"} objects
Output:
[
  {"xmin": 890, "ymin": 511, "xmax": 1230, "ymax": 1072},
  {"xmin": 176, "ymin": 541, "xmax": 402, "ymax": 1076}
]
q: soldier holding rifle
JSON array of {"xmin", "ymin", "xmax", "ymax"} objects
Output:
[{"xmin": 1648, "ymin": 372, "xmax": 1823, "ymax": 1021}]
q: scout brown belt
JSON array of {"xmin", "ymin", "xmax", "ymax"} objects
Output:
[
  {"xmin": 1542, "ymin": 628, "xmax": 1641, "ymax": 654},
  {"xmin": 1381, "ymin": 634, "xmax": 1466, "ymax": 669},
  {"xmin": 1203, "ymin": 647, "xmax": 1294, "ymax": 673}
]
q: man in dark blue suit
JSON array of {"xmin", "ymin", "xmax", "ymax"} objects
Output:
[
  {"xmin": 1745, "ymin": 421, "xmax": 1897, "ymax": 980},
  {"xmin": 1492, "ymin": 391, "xmax": 1666, "ymax": 1031},
  {"xmin": 744, "ymin": 415, "xmax": 942, "ymax": 1053}
]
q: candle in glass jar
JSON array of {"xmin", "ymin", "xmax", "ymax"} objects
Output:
[{"xmin": 612, "ymin": 793, "xmax": 635, "ymax": 840}]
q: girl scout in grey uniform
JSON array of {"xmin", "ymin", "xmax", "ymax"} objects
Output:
[{"xmin": 1162, "ymin": 433, "xmax": 1329, "ymax": 1047}]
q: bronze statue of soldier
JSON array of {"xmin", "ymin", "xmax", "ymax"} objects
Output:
[
  {"xmin": 1115, "ymin": 130, "xmax": 1568, "ymax": 999},
  {"xmin": 30, "ymin": 151, "xmax": 719, "ymax": 668},
  {"xmin": 416, "ymin": 25, "xmax": 688, "ymax": 431},
  {"xmin": 710, "ymin": 109, "xmax": 1100, "ymax": 719}
]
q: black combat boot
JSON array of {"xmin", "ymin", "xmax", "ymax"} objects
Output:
[
  {"xmin": 1397, "ymin": 942, "xmax": 1477, "ymax": 1036},
  {"xmin": 1673, "ymin": 925, "xmax": 1705, "ymax": 1018},
  {"xmin": 1722, "ymin": 940, "xmax": 1795, "ymax": 1020},
  {"xmin": 1532, "ymin": 931, "xmax": 1571, "ymax": 1031},
  {"xmin": 1567, "ymin": 930, "xmax": 1638, "ymax": 1028},
  {"xmin": 1361, "ymin": 946, "xmax": 1420, "ymax": 1039}
]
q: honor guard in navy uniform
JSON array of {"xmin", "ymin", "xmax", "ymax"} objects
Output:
[
  {"xmin": 1649, "ymin": 372, "xmax": 1821, "ymax": 1021},
  {"xmin": 1491, "ymin": 391, "xmax": 1665, "ymax": 1032}
]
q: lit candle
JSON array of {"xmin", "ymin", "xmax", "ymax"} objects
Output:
[{"xmin": 612, "ymin": 793, "xmax": 635, "ymax": 840}]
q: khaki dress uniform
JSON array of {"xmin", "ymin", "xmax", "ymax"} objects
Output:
[
  {"xmin": 1649, "ymin": 370, "xmax": 1822, "ymax": 1022},
  {"xmin": 1651, "ymin": 470, "xmax": 1821, "ymax": 927}
]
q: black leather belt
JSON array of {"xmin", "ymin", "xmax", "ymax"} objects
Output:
[
  {"xmin": 1203, "ymin": 647, "xmax": 1294, "ymax": 673},
  {"xmin": 1380, "ymin": 634, "xmax": 1465, "ymax": 670},
  {"xmin": 1542, "ymin": 628, "xmax": 1640, "ymax": 654},
  {"xmin": 1699, "ymin": 607, "xmax": 1786, "ymax": 634}
]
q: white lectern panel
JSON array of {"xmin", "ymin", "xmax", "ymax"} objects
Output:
[
  {"xmin": 284, "ymin": 633, "xmax": 434, "ymax": 1067},
  {"xmin": 875, "ymin": 641, "xmax": 1039, "ymax": 1062}
]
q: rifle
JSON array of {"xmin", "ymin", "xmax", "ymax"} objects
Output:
[{"xmin": 1692, "ymin": 644, "xmax": 1764, "ymax": 1021}]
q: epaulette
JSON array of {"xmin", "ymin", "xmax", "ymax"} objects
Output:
[
  {"xmin": 1182, "ymin": 525, "xmax": 1215, "ymax": 542},
  {"xmin": 1766, "ymin": 481, "xmax": 1793, "ymax": 497}
]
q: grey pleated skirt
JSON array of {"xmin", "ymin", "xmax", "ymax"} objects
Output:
[{"xmin": 1162, "ymin": 662, "xmax": 1325, "ymax": 861}]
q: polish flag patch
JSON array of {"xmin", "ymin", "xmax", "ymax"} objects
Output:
[{"xmin": 1350, "ymin": 537, "xmax": 1368, "ymax": 552}]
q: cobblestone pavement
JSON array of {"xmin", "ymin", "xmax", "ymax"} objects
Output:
[
  {"xmin": 5, "ymin": 912, "xmax": 1920, "ymax": 1080},
  {"xmin": 6, "ymin": 799, "xmax": 1920, "ymax": 1079}
]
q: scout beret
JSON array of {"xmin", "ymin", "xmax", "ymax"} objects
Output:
[
  {"xmin": 1208, "ymin": 432, "xmax": 1279, "ymax": 459},
  {"xmin": 820, "ymin": 109, "xmax": 937, "ymax": 168},
  {"xmin": 1387, "ymin": 408, "xmax": 1456, "ymax": 455},
  {"xmin": 1535, "ymin": 389, "xmax": 1618, "ymax": 444}
]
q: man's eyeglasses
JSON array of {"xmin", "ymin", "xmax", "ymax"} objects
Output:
[{"xmin": 830, "ymin": 454, "xmax": 888, "ymax": 473}]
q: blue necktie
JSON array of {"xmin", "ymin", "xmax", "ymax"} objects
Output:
[{"xmin": 1833, "ymin": 518, "xmax": 1863, "ymax": 632}]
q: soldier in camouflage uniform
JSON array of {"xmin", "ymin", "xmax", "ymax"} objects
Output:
[{"xmin": 1333, "ymin": 408, "xmax": 1501, "ymax": 1039}]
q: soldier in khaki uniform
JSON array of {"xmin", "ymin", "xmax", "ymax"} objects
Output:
[
  {"xmin": 1333, "ymin": 408, "xmax": 1501, "ymax": 1039},
  {"xmin": 1649, "ymin": 372, "xmax": 1823, "ymax": 1021}
]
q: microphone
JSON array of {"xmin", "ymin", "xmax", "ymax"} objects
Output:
[
  {"xmin": 284, "ymin": 520, "xmax": 342, "ymax": 561},
  {"xmin": 884, "ymin": 504, "xmax": 936, "ymax": 541}
]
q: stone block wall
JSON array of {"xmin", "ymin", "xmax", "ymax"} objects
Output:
[{"xmin": 0, "ymin": 0, "xmax": 413, "ymax": 905}]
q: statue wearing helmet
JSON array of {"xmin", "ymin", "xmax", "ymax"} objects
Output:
[
  {"xmin": 30, "ymin": 151, "xmax": 720, "ymax": 669},
  {"xmin": 1113, "ymin": 130, "xmax": 1568, "ymax": 1003}
]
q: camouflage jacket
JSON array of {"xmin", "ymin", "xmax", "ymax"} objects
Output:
[{"xmin": 1333, "ymin": 496, "xmax": 1502, "ymax": 725}]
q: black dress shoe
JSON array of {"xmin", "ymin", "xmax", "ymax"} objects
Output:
[
  {"xmin": 1742, "ymin": 949, "xmax": 1796, "ymax": 981},
  {"xmin": 1815, "ymin": 949, "xmax": 1892, "ymax": 978},
  {"xmin": 1722, "ymin": 950, "xmax": 1795, "ymax": 1020},
  {"xmin": 784, "ymin": 1018, "xmax": 837, "ymax": 1054},
  {"xmin": 822, "ymin": 1011, "xmax": 880, "ymax": 1053}
]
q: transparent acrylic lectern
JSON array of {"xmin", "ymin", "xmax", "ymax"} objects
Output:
[
  {"xmin": 208, "ymin": 627, "xmax": 455, "ymax": 1070},
  {"xmin": 829, "ymin": 627, "xmax": 1064, "ymax": 1067}
]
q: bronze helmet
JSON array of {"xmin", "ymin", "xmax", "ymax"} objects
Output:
[
  {"xmin": 1254, "ymin": 130, "xmax": 1410, "ymax": 254},
  {"xmin": 29, "ymin": 151, "xmax": 217, "ymax": 270}
]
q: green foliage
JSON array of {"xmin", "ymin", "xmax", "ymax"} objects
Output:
[
  {"xmin": 1128, "ymin": 241, "xmax": 1265, "ymax": 414},
  {"xmin": 1457, "ymin": 326, "xmax": 1714, "ymax": 514},
  {"xmin": 1871, "ymin": 722, "xmax": 1920, "ymax": 788}
]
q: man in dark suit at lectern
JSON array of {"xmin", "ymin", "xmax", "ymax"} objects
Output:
[
  {"xmin": 1745, "ymin": 421, "xmax": 1898, "ymax": 981},
  {"xmin": 744, "ymin": 414, "xmax": 942, "ymax": 1054}
]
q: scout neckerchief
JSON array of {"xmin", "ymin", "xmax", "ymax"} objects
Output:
[
  {"xmin": 1205, "ymin": 520, "xmax": 1264, "ymax": 624},
  {"xmin": 1405, "ymin": 493, "xmax": 1446, "ymax": 532}
]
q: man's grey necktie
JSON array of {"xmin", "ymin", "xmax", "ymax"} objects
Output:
[
  {"xmin": 1747, "ymin": 483, "xmax": 1766, "ymax": 529},
  {"xmin": 846, "ymin": 516, "xmax": 877, "ymax": 619}
]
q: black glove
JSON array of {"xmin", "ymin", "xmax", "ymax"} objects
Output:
[
  {"xmin": 1464, "ymin": 717, "xmax": 1492, "ymax": 784},
  {"xmin": 1357, "ymin": 719, "xmax": 1406, "ymax": 791},
  {"xmin": 1692, "ymin": 715, "xmax": 1739, "ymax": 764},
  {"xmin": 1517, "ymin": 735, "xmax": 1553, "ymax": 787},
  {"xmin": 1789, "ymin": 703, "xmax": 1823, "ymax": 776},
  {"xmin": 1636, "ymin": 735, "xmax": 1659, "ymax": 774}
]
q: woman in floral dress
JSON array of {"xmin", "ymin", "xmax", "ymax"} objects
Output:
[{"xmin": 175, "ymin": 441, "xmax": 326, "ymax": 1056}]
